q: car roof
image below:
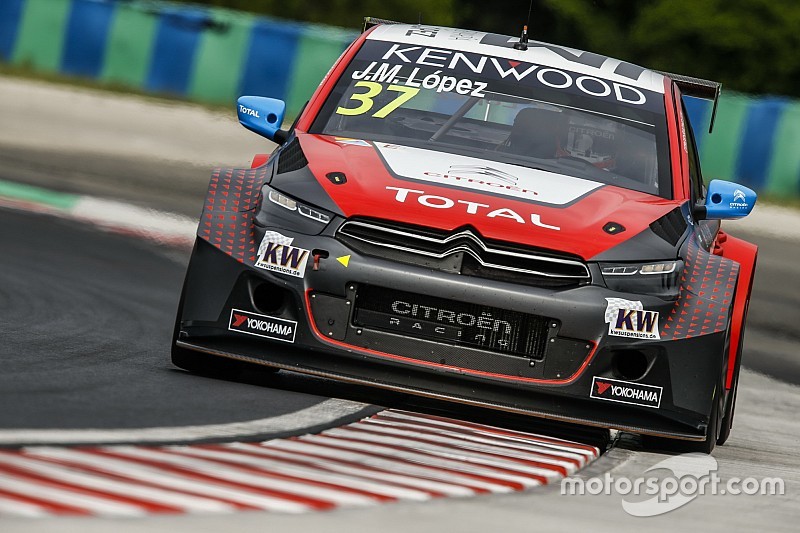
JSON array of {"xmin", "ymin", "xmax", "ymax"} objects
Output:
[{"xmin": 367, "ymin": 23, "xmax": 665, "ymax": 94}]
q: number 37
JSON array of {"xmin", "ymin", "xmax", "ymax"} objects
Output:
[{"xmin": 336, "ymin": 81, "xmax": 419, "ymax": 118}]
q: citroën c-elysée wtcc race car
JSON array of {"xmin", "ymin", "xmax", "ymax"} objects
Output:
[{"xmin": 172, "ymin": 18, "xmax": 759, "ymax": 453}]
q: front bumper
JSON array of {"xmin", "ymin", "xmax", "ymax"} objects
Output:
[{"xmin": 177, "ymin": 230, "xmax": 728, "ymax": 441}]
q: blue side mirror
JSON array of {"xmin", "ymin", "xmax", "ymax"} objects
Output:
[
  {"xmin": 702, "ymin": 179, "xmax": 757, "ymax": 219},
  {"xmin": 237, "ymin": 96, "xmax": 286, "ymax": 142}
]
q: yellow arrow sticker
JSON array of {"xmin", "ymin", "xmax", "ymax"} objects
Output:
[{"xmin": 336, "ymin": 255, "xmax": 351, "ymax": 267}]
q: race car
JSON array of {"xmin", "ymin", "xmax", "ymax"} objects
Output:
[{"xmin": 172, "ymin": 18, "xmax": 759, "ymax": 453}]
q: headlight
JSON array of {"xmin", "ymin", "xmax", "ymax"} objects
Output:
[
  {"xmin": 599, "ymin": 260, "xmax": 683, "ymax": 300},
  {"xmin": 254, "ymin": 185, "xmax": 332, "ymax": 234}
]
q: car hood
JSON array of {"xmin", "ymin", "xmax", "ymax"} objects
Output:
[{"xmin": 292, "ymin": 133, "xmax": 683, "ymax": 260}]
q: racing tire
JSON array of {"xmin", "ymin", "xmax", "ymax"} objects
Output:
[
  {"xmin": 170, "ymin": 269, "xmax": 195, "ymax": 368},
  {"xmin": 701, "ymin": 374, "xmax": 724, "ymax": 454},
  {"xmin": 644, "ymin": 318, "xmax": 729, "ymax": 454},
  {"xmin": 716, "ymin": 373, "xmax": 738, "ymax": 446},
  {"xmin": 717, "ymin": 297, "xmax": 748, "ymax": 445},
  {"xmin": 169, "ymin": 269, "xmax": 228, "ymax": 376},
  {"xmin": 642, "ymin": 373, "xmax": 722, "ymax": 454},
  {"xmin": 171, "ymin": 287, "xmax": 279, "ymax": 379}
]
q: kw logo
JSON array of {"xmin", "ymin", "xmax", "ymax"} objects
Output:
[
  {"xmin": 613, "ymin": 309, "xmax": 659, "ymax": 337},
  {"xmin": 604, "ymin": 298, "xmax": 660, "ymax": 340},
  {"xmin": 255, "ymin": 231, "xmax": 310, "ymax": 278},
  {"xmin": 261, "ymin": 243, "xmax": 308, "ymax": 268}
]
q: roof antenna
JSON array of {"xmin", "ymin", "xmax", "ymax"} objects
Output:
[
  {"xmin": 514, "ymin": 0, "xmax": 534, "ymax": 50},
  {"xmin": 418, "ymin": 12, "xmax": 422, "ymax": 25}
]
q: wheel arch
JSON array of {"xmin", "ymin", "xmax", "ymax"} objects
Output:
[{"xmin": 717, "ymin": 232, "xmax": 758, "ymax": 389}]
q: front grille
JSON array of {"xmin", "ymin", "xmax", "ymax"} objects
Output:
[
  {"xmin": 337, "ymin": 218, "xmax": 590, "ymax": 288},
  {"xmin": 354, "ymin": 285, "xmax": 552, "ymax": 359}
]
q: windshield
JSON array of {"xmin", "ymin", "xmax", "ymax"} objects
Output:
[{"xmin": 311, "ymin": 39, "xmax": 671, "ymax": 198}]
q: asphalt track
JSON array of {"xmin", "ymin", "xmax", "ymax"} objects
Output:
[
  {"xmin": 1, "ymin": 78, "xmax": 799, "ymax": 531},
  {"xmin": 0, "ymin": 207, "xmax": 378, "ymax": 436}
]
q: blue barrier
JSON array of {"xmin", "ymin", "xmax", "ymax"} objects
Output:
[
  {"xmin": 734, "ymin": 98, "xmax": 788, "ymax": 191},
  {"xmin": 61, "ymin": 0, "xmax": 115, "ymax": 78},
  {"xmin": 239, "ymin": 19, "xmax": 302, "ymax": 102},
  {"xmin": 0, "ymin": 0, "xmax": 25, "ymax": 62},
  {"xmin": 146, "ymin": 8, "xmax": 208, "ymax": 95}
]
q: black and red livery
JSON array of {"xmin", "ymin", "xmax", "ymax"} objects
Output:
[{"xmin": 172, "ymin": 20, "xmax": 759, "ymax": 453}]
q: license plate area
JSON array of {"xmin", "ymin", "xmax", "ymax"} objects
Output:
[{"xmin": 353, "ymin": 284, "xmax": 555, "ymax": 360}]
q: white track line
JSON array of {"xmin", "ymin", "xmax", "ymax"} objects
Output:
[
  {"xmin": 0, "ymin": 398, "xmax": 368, "ymax": 445},
  {"xmin": 71, "ymin": 196, "xmax": 196, "ymax": 247}
]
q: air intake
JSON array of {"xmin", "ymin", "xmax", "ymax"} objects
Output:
[
  {"xmin": 650, "ymin": 207, "xmax": 687, "ymax": 246},
  {"xmin": 276, "ymin": 138, "xmax": 308, "ymax": 174}
]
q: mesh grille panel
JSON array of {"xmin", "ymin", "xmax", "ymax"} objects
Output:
[
  {"xmin": 276, "ymin": 138, "xmax": 308, "ymax": 174},
  {"xmin": 354, "ymin": 285, "xmax": 552, "ymax": 360}
]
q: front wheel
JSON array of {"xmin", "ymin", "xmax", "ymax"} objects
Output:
[
  {"xmin": 717, "ymin": 293, "xmax": 749, "ymax": 445},
  {"xmin": 698, "ymin": 375, "xmax": 724, "ymax": 454},
  {"xmin": 170, "ymin": 248, "xmax": 198, "ymax": 368},
  {"xmin": 717, "ymin": 332, "xmax": 744, "ymax": 445},
  {"xmin": 716, "ymin": 377, "xmax": 738, "ymax": 445},
  {"xmin": 643, "ymin": 371, "xmax": 723, "ymax": 454},
  {"xmin": 171, "ymin": 286, "xmax": 279, "ymax": 379},
  {"xmin": 170, "ymin": 241, "xmax": 277, "ymax": 378}
]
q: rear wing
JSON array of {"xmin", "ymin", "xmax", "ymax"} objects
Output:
[
  {"xmin": 363, "ymin": 17, "xmax": 401, "ymax": 32},
  {"xmin": 655, "ymin": 70, "xmax": 722, "ymax": 134}
]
